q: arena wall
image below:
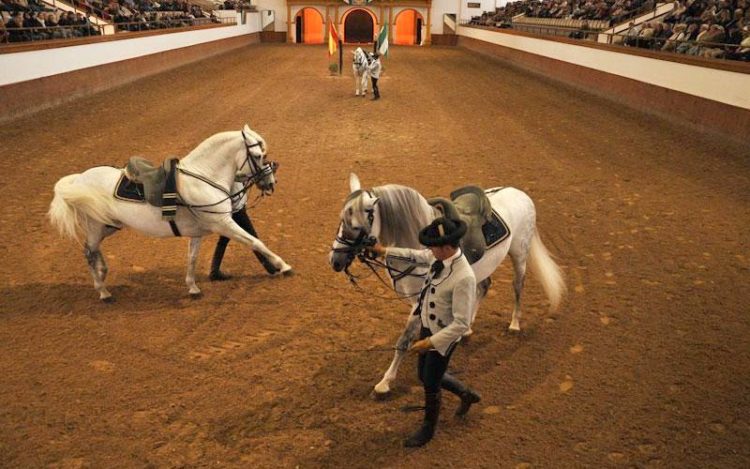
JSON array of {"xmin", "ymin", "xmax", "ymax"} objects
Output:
[
  {"xmin": 0, "ymin": 13, "xmax": 263, "ymax": 123},
  {"xmin": 456, "ymin": 26, "xmax": 750, "ymax": 142}
]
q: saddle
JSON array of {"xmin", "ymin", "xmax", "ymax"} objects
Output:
[
  {"xmin": 428, "ymin": 185, "xmax": 510, "ymax": 264},
  {"xmin": 117, "ymin": 156, "xmax": 180, "ymax": 220}
]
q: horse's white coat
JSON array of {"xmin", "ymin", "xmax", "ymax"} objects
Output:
[
  {"xmin": 48, "ymin": 125, "xmax": 292, "ymax": 300},
  {"xmin": 352, "ymin": 47, "xmax": 370, "ymax": 96},
  {"xmin": 330, "ymin": 174, "xmax": 566, "ymax": 395}
]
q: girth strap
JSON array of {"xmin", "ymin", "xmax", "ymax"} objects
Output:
[
  {"xmin": 168, "ymin": 220, "xmax": 181, "ymax": 237},
  {"xmin": 161, "ymin": 158, "xmax": 179, "ymax": 221}
]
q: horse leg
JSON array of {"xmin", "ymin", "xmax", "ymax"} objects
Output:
[
  {"xmin": 374, "ymin": 314, "xmax": 421, "ymax": 396},
  {"xmin": 465, "ymin": 277, "xmax": 491, "ymax": 338},
  {"xmin": 217, "ymin": 221, "xmax": 292, "ymax": 275},
  {"xmin": 84, "ymin": 222, "xmax": 112, "ymax": 302},
  {"xmin": 93, "ymin": 226, "xmax": 119, "ymax": 282},
  {"xmin": 509, "ymin": 253, "xmax": 528, "ymax": 332},
  {"xmin": 186, "ymin": 237, "xmax": 202, "ymax": 296},
  {"xmin": 362, "ymin": 74, "xmax": 368, "ymax": 95}
]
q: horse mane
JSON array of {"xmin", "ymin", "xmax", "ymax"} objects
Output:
[
  {"xmin": 182, "ymin": 132, "xmax": 237, "ymax": 163},
  {"xmin": 369, "ymin": 185, "xmax": 436, "ymax": 248}
]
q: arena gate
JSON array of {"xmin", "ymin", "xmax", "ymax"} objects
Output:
[{"xmin": 285, "ymin": 0, "xmax": 432, "ymax": 45}]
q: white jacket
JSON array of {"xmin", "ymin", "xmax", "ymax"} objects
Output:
[
  {"xmin": 386, "ymin": 247, "xmax": 476, "ymax": 355},
  {"xmin": 368, "ymin": 58, "xmax": 382, "ymax": 79}
]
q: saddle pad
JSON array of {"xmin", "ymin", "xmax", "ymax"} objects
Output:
[
  {"xmin": 482, "ymin": 210, "xmax": 510, "ymax": 248},
  {"xmin": 114, "ymin": 173, "xmax": 146, "ymax": 203}
]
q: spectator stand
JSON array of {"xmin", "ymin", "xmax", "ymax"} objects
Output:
[
  {"xmin": 2, "ymin": 0, "xmax": 106, "ymax": 42},
  {"xmin": 462, "ymin": 0, "xmax": 748, "ymax": 62},
  {"xmin": 2, "ymin": 0, "xmax": 229, "ymax": 45},
  {"xmin": 43, "ymin": 0, "xmax": 114, "ymax": 34},
  {"xmin": 598, "ymin": 1, "xmax": 675, "ymax": 43}
]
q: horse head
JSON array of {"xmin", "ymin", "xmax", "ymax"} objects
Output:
[
  {"xmin": 239, "ymin": 124, "xmax": 277, "ymax": 194},
  {"xmin": 330, "ymin": 173, "xmax": 381, "ymax": 272}
]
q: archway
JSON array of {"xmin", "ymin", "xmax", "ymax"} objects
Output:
[
  {"xmin": 343, "ymin": 9, "xmax": 375, "ymax": 43},
  {"xmin": 295, "ymin": 8, "xmax": 324, "ymax": 44},
  {"xmin": 394, "ymin": 9, "xmax": 423, "ymax": 45}
]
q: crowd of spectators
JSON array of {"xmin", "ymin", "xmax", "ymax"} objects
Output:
[
  {"xmin": 1, "ymin": 0, "xmax": 219, "ymax": 43},
  {"xmin": 2, "ymin": 0, "xmax": 100, "ymax": 42},
  {"xmin": 468, "ymin": 0, "xmax": 750, "ymax": 60},
  {"xmin": 104, "ymin": 1, "xmax": 215, "ymax": 31},
  {"xmin": 221, "ymin": 0, "xmax": 252, "ymax": 10},
  {"xmin": 619, "ymin": 0, "xmax": 750, "ymax": 59},
  {"xmin": 470, "ymin": 0, "xmax": 655, "ymax": 27},
  {"xmin": 526, "ymin": 0, "xmax": 654, "ymax": 22}
]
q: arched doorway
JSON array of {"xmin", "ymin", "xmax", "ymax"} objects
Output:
[
  {"xmin": 295, "ymin": 8, "xmax": 324, "ymax": 44},
  {"xmin": 344, "ymin": 9, "xmax": 374, "ymax": 43},
  {"xmin": 394, "ymin": 9, "xmax": 423, "ymax": 45}
]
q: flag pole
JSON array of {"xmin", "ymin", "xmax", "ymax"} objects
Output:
[{"xmin": 338, "ymin": 39, "xmax": 343, "ymax": 75}]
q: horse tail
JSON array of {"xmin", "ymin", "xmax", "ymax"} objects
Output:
[
  {"xmin": 528, "ymin": 230, "xmax": 566, "ymax": 312},
  {"xmin": 48, "ymin": 174, "xmax": 116, "ymax": 242}
]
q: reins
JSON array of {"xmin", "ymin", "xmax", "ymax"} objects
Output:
[
  {"xmin": 340, "ymin": 249, "xmax": 425, "ymax": 303},
  {"xmin": 177, "ymin": 166, "xmax": 268, "ymax": 214},
  {"xmin": 174, "ymin": 134, "xmax": 277, "ymax": 215}
]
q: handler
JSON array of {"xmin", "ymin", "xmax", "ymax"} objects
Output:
[
  {"xmin": 368, "ymin": 52, "xmax": 382, "ymax": 100},
  {"xmin": 369, "ymin": 217, "xmax": 481, "ymax": 447},
  {"xmin": 209, "ymin": 182, "xmax": 277, "ymax": 280}
]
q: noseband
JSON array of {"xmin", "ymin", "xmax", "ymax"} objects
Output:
[
  {"xmin": 332, "ymin": 191, "xmax": 376, "ymax": 265},
  {"xmin": 238, "ymin": 131, "xmax": 276, "ymax": 188}
]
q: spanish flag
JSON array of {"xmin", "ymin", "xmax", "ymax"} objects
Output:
[{"xmin": 328, "ymin": 22, "xmax": 339, "ymax": 56}]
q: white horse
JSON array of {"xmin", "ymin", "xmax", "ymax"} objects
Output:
[
  {"xmin": 48, "ymin": 124, "xmax": 293, "ymax": 301},
  {"xmin": 352, "ymin": 47, "xmax": 370, "ymax": 97},
  {"xmin": 330, "ymin": 173, "xmax": 566, "ymax": 396}
]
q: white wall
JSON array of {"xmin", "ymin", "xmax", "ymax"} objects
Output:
[
  {"xmin": 432, "ymin": 0, "xmax": 458, "ymax": 35},
  {"xmin": 0, "ymin": 12, "xmax": 262, "ymax": 87},
  {"xmin": 457, "ymin": 25, "xmax": 750, "ymax": 110},
  {"xmin": 255, "ymin": 0, "xmax": 287, "ymax": 32}
]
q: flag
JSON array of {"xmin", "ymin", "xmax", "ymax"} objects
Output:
[
  {"xmin": 328, "ymin": 22, "xmax": 339, "ymax": 56},
  {"xmin": 377, "ymin": 24, "xmax": 388, "ymax": 57}
]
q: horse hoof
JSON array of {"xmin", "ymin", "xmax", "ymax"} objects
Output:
[
  {"xmin": 281, "ymin": 269, "xmax": 294, "ymax": 277},
  {"xmin": 101, "ymin": 296, "xmax": 115, "ymax": 304},
  {"xmin": 371, "ymin": 389, "xmax": 391, "ymax": 401},
  {"xmin": 189, "ymin": 291, "xmax": 203, "ymax": 300}
]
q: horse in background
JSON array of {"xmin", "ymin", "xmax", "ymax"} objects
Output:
[
  {"xmin": 48, "ymin": 124, "xmax": 293, "ymax": 301},
  {"xmin": 352, "ymin": 47, "xmax": 370, "ymax": 97}
]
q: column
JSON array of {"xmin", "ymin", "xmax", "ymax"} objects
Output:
[
  {"xmin": 287, "ymin": 4, "xmax": 292, "ymax": 43},
  {"xmin": 388, "ymin": 6, "xmax": 393, "ymax": 42},
  {"xmin": 425, "ymin": 1, "xmax": 432, "ymax": 45}
]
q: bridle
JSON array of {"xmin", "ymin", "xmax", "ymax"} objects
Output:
[
  {"xmin": 332, "ymin": 191, "xmax": 424, "ymax": 300},
  {"xmin": 178, "ymin": 131, "xmax": 278, "ymax": 214},
  {"xmin": 353, "ymin": 49, "xmax": 368, "ymax": 69}
]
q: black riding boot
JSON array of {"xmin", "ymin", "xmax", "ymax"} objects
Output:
[
  {"xmin": 209, "ymin": 237, "xmax": 231, "ymax": 281},
  {"xmin": 441, "ymin": 373, "xmax": 481, "ymax": 417},
  {"xmin": 404, "ymin": 392, "xmax": 441, "ymax": 448}
]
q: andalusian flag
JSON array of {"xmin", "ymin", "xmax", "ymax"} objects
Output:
[
  {"xmin": 328, "ymin": 22, "xmax": 339, "ymax": 56},
  {"xmin": 377, "ymin": 24, "xmax": 389, "ymax": 57}
]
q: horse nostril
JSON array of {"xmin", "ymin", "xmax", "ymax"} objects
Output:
[{"xmin": 333, "ymin": 260, "xmax": 342, "ymax": 272}]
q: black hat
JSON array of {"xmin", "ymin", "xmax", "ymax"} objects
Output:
[{"xmin": 419, "ymin": 217, "xmax": 467, "ymax": 247}]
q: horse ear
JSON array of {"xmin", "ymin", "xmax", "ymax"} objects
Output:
[
  {"xmin": 349, "ymin": 173, "xmax": 361, "ymax": 193},
  {"xmin": 243, "ymin": 124, "xmax": 251, "ymax": 135}
]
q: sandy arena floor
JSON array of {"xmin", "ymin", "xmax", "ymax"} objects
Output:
[{"xmin": 1, "ymin": 43, "xmax": 749, "ymax": 468}]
